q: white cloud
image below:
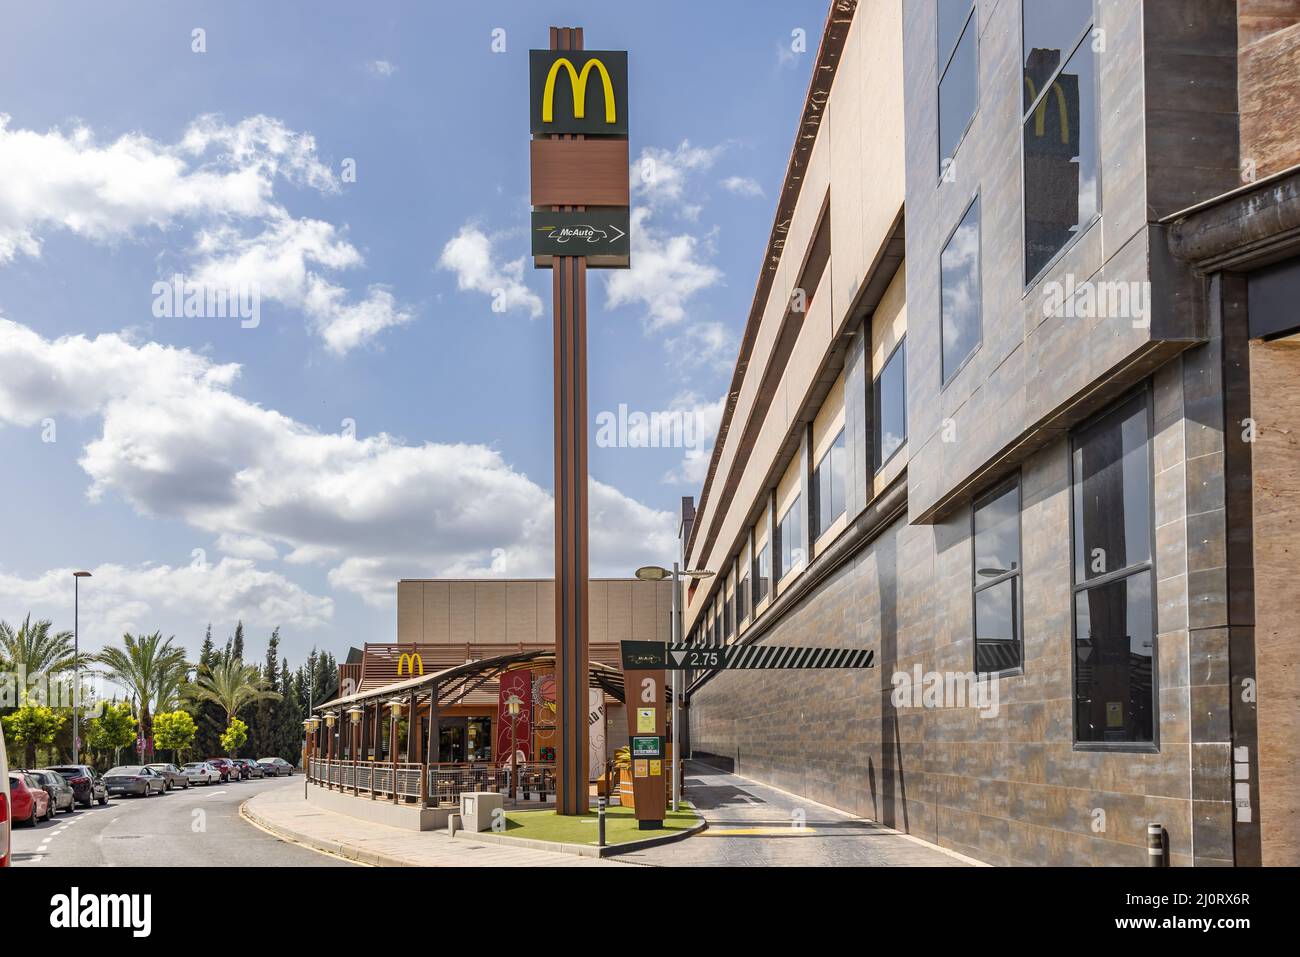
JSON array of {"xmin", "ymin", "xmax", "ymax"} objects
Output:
[
  {"xmin": 437, "ymin": 224, "xmax": 543, "ymax": 318},
  {"xmin": 215, "ymin": 534, "xmax": 279, "ymax": 561},
  {"xmin": 191, "ymin": 213, "xmax": 413, "ymax": 354},
  {"xmin": 367, "ymin": 60, "xmax": 398, "ymax": 77},
  {"xmin": 660, "ymin": 392, "xmax": 726, "ymax": 485},
  {"xmin": 665, "ymin": 319, "xmax": 737, "ymax": 373},
  {"xmin": 0, "ymin": 112, "xmax": 410, "ymax": 354},
  {"xmin": 0, "ymin": 558, "xmax": 333, "ymax": 656},
  {"xmin": 0, "ymin": 318, "xmax": 676, "ymax": 608},
  {"xmin": 721, "ymin": 175, "xmax": 764, "ymax": 198},
  {"xmin": 631, "ymin": 141, "xmax": 723, "ymax": 209},
  {"xmin": 604, "ymin": 207, "xmax": 722, "ymax": 329}
]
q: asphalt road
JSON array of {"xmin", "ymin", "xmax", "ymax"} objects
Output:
[{"xmin": 9, "ymin": 774, "xmax": 353, "ymax": 867}]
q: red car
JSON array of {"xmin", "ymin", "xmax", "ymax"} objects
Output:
[
  {"xmin": 8, "ymin": 773, "xmax": 52, "ymax": 825},
  {"xmin": 205, "ymin": 758, "xmax": 238, "ymax": 782}
]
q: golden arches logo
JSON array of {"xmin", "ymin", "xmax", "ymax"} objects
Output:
[
  {"xmin": 542, "ymin": 57, "xmax": 616, "ymax": 125},
  {"xmin": 1024, "ymin": 76, "xmax": 1070, "ymax": 144},
  {"xmin": 397, "ymin": 653, "xmax": 424, "ymax": 677}
]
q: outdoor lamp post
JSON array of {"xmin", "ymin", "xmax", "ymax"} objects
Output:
[
  {"xmin": 346, "ymin": 706, "xmax": 363, "ymax": 796},
  {"xmin": 386, "ymin": 697, "xmax": 404, "ymax": 804},
  {"xmin": 72, "ymin": 571, "xmax": 91, "ymax": 762},
  {"xmin": 635, "ymin": 563, "xmax": 714, "ymax": 812},
  {"xmin": 322, "ymin": 711, "xmax": 338, "ymax": 789},
  {"xmin": 505, "ymin": 693, "xmax": 524, "ymax": 800}
]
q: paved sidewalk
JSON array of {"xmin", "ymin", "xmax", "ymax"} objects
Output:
[
  {"xmin": 619, "ymin": 762, "xmax": 980, "ymax": 867},
  {"xmin": 243, "ymin": 783, "xmax": 631, "ymax": 867}
]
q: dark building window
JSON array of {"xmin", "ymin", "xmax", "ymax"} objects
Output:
[
  {"xmin": 1071, "ymin": 391, "xmax": 1156, "ymax": 746},
  {"xmin": 938, "ymin": 0, "xmax": 978, "ymax": 173},
  {"xmin": 812, "ymin": 428, "xmax": 847, "ymax": 539},
  {"xmin": 736, "ymin": 570, "xmax": 749, "ymax": 624},
  {"xmin": 723, "ymin": 587, "xmax": 733, "ymax": 638},
  {"xmin": 776, "ymin": 496, "xmax": 803, "ymax": 581},
  {"xmin": 753, "ymin": 537, "xmax": 771, "ymax": 606},
  {"xmin": 874, "ymin": 339, "xmax": 908, "ymax": 469},
  {"xmin": 941, "ymin": 198, "xmax": 981, "ymax": 382},
  {"xmin": 973, "ymin": 479, "xmax": 1022, "ymax": 674},
  {"xmin": 715, "ymin": 604, "xmax": 722, "ymax": 645},
  {"xmin": 1022, "ymin": 0, "xmax": 1100, "ymax": 282}
]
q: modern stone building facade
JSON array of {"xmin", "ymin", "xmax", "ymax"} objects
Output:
[{"xmin": 681, "ymin": 0, "xmax": 1298, "ymax": 866}]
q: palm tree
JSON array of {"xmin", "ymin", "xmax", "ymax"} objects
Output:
[
  {"xmin": 187, "ymin": 658, "xmax": 282, "ymax": 748},
  {"xmin": 92, "ymin": 632, "xmax": 189, "ymax": 760},
  {"xmin": 0, "ymin": 614, "xmax": 77, "ymax": 678}
]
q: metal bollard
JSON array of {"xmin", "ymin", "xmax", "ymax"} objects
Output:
[
  {"xmin": 1147, "ymin": 823, "xmax": 1165, "ymax": 867},
  {"xmin": 597, "ymin": 796, "xmax": 607, "ymax": 848}
]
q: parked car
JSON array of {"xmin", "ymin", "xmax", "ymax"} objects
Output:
[
  {"xmin": 233, "ymin": 758, "xmax": 264, "ymax": 779},
  {"xmin": 1, "ymin": 725, "xmax": 11, "ymax": 866},
  {"xmin": 9, "ymin": 773, "xmax": 52, "ymax": 824},
  {"xmin": 145, "ymin": 763, "xmax": 190, "ymax": 791},
  {"xmin": 257, "ymin": 757, "xmax": 294, "ymax": 777},
  {"xmin": 181, "ymin": 762, "xmax": 221, "ymax": 785},
  {"xmin": 47, "ymin": 764, "xmax": 108, "ymax": 807},
  {"xmin": 103, "ymin": 765, "xmax": 167, "ymax": 797},
  {"xmin": 206, "ymin": 758, "xmax": 238, "ymax": 782},
  {"xmin": 24, "ymin": 769, "xmax": 75, "ymax": 814}
]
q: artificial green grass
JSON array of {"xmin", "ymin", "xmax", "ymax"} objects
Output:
[{"xmin": 502, "ymin": 802, "xmax": 699, "ymax": 846}]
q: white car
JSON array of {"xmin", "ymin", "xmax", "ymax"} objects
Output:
[{"xmin": 181, "ymin": 762, "xmax": 222, "ymax": 785}]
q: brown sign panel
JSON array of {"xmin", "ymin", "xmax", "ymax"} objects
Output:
[
  {"xmin": 622, "ymin": 668, "xmax": 667, "ymax": 826},
  {"xmin": 530, "ymin": 138, "xmax": 630, "ymax": 208}
]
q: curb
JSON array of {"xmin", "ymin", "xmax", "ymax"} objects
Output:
[
  {"xmin": 449, "ymin": 813, "xmax": 708, "ymax": 858},
  {"xmin": 240, "ymin": 799, "xmax": 401, "ymax": 867}
]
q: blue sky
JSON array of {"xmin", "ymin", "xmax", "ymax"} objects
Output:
[{"xmin": 0, "ymin": 0, "xmax": 824, "ymax": 669}]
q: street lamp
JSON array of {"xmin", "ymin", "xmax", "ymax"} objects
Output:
[
  {"xmin": 304, "ymin": 716, "xmax": 321, "ymax": 794},
  {"xmin": 322, "ymin": 711, "xmax": 338, "ymax": 789},
  {"xmin": 72, "ymin": 571, "xmax": 91, "ymax": 763},
  {"xmin": 346, "ymin": 706, "xmax": 363, "ymax": 796},
  {"xmin": 386, "ymin": 698, "xmax": 404, "ymax": 804},
  {"xmin": 633, "ymin": 563, "xmax": 713, "ymax": 811},
  {"xmin": 505, "ymin": 693, "xmax": 524, "ymax": 800}
]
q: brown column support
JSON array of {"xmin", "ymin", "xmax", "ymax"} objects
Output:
[{"xmin": 550, "ymin": 24, "xmax": 590, "ymax": 816}]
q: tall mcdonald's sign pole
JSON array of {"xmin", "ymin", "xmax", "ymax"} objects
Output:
[{"xmin": 529, "ymin": 29, "xmax": 630, "ymax": 814}]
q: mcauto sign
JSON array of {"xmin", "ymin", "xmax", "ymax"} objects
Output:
[
  {"xmin": 532, "ymin": 209, "xmax": 629, "ymax": 268},
  {"xmin": 529, "ymin": 50, "xmax": 628, "ymax": 135}
]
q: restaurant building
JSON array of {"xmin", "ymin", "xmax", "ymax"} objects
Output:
[
  {"xmin": 335, "ymin": 578, "xmax": 671, "ymax": 767},
  {"xmin": 681, "ymin": 0, "xmax": 1298, "ymax": 866}
]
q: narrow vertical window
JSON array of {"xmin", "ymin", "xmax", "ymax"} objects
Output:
[
  {"xmin": 753, "ymin": 537, "xmax": 771, "ymax": 606},
  {"xmin": 1071, "ymin": 391, "xmax": 1156, "ymax": 746},
  {"xmin": 812, "ymin": 428, "xmax": 847, "ymax": 539},
  {"xmin": 776, "ymin": 497, "xmax": 803, "ymax": 581},
  {"xmin": 874, "ymin": 339, "xmax": 908, "ymax": 469},
  {"xmin": 973, "ymin": 479, "xmax": 1022, "ymax": 674},
  {"xmin": 1022, "ymin": 0, "xmax": 1100, "ymax": 281},
  {"xmin": 938, "ymin": 0, "xmax": 978, "ymax": 174},
  {"xmin": 941, "ymin": 198, "xmax": 981, "ymax": 383}
]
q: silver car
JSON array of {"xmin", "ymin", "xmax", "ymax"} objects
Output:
[
  {"xmin": 257, "ymin": 757, "xmax": 294, "ymax": 777},
  {"xmin": 103, "ymin": 765, "xmax": 167, "ymax": 797},
  {"xmin": 145, "ymin": 763, "xmax": 191, "ymax": 791}
]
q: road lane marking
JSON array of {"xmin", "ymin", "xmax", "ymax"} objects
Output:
[{"xmin": 697, "ymin": 827, "xmax": 817, "ymax": 836}]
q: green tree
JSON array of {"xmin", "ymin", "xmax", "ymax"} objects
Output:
[
  {"xmin": 249, "ymin": 628, "xmax": 280, "ymax": 757},
  {"xmin": 92, "ymin": 632, "xmax": 189, "ymax": 762},
  {"xmin": 86, "ymin": 701, "xmax": 137, "ymax": 766},
  {"xmin": 220, "ymin": 717, "xmax": 249, "ymax": 756},
  {"xmin": 3, "ymin": 703, "xmax": 68, "ymax": 766},
  {"xmin": 0, "ymin": 614, "xmax": 78, "ymax": 707},
  {"xmin": 276, "ymin": 657, "xmax": 303, "ymax": 762},
  {"xmin": 188, "ymin": 658, "xmax": 281, "ymax": 727},
  {"xmin": 153, "ymin": 709, "xmax": 197, "ymax": 763},
  {"xmin": 193, "ymin": 626, "xmax": 224, "ymax": 758}
]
